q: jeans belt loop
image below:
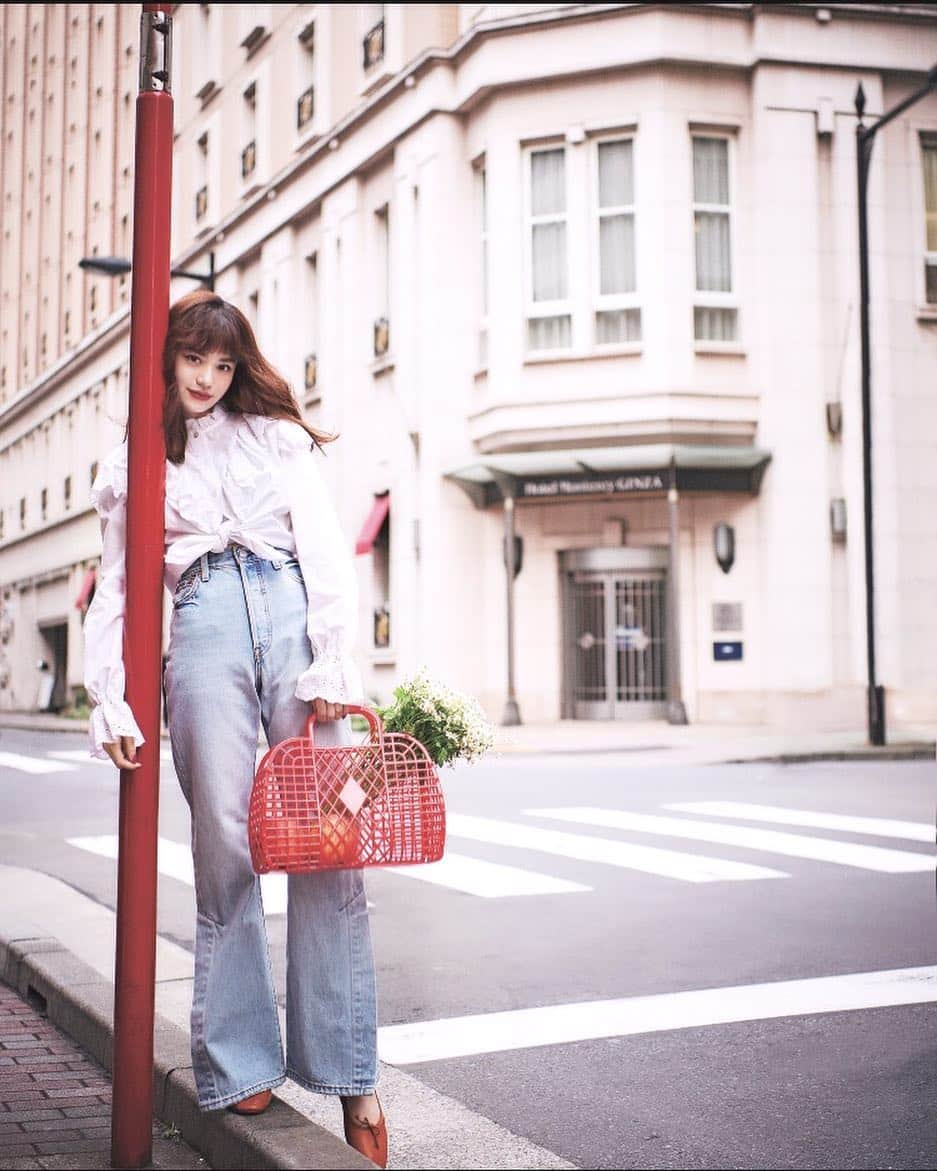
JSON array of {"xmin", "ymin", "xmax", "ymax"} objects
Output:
[
  {"xmin": 271, "ymin": 556, "xmax": 283, "ymax": 570},
  {"xmin": 199, "ymin": 553, "xmax": 210, "ymax": 582}
]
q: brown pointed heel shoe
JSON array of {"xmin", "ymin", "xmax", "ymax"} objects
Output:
[
  {"xmin": 342, "ymin": 1096, "xmax": 388, "ymax": 1168},
  {"xmin": 229, "ymin": 1089, "xmax": 273, "ymax": 1115}
]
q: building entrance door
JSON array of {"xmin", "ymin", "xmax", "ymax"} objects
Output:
[{"xmin": 560, "ymin": 547, "xmax": 668, "ymax": 720}]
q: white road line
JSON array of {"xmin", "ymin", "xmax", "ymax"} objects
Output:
[
  {"xmin": 666, "ymin": 801, "xmax": 935, "ymax": 844},
  {"xmin": 526, "ymin": 807, "xmax": 935, "ymax": 873},
  {"xmin": 66, "ymin": 834, "xmax": 289, "ymax": 914},
  {"xmin": 446, "ymin": 813, "xmax": 787, "ymax": 883},
  {"xmin": 47, "ymin": 748, "xmax": 176, "ymax": 766},
  {"xmin": 0, "ymin": 751, "xmax": 77, "ymax": 774},
  {"xmin": 377, "ymin": 964, "xmax": 937, "ymax": 1065},
  {"xmin": 386, "ymin": 852, "xmax": 591, "ymax": 897},
  {"xmin": 48, "ymin": 751, "xmax": 112, "ymax": 767}
]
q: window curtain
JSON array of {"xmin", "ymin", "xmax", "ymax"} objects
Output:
[
  {"xmin": 531, "ymin": 149, "xmax": 566, "ymax": 215},
  {"xmin": 693, "ymin": 138, "xmax": 731, "ymax": 293},
  {"xmin": 600, "ymin": 215, "xmax": 635, "ymax": 295},
  {"xmin": 693, "ymin": 137, "xmax": 729, "ymax": 204},
  {"xmin": 530, "ymin": 149, "xmax": 568, "ymax": 303},
  {"xmin": 527, "ymin": 315, "xmax": 572, "ymax": 350},
  {"xmin": 532, "ymin": 222, "xmax": 568, "ymax": 301},
  {"xmin": 923, "ymin": 142, "xmax": 937, "ymax": 251},
  {"xmin": 598, "ymin": 140, "xmax": 633, "ymax": 206},
  {"xmin": 694, "ymin": 212, "xmax": 731, "ymax": 292}
]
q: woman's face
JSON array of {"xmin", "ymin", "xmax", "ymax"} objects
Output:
[{"xmin": 174, "ymin": 348, "xmax": 236, "ymax": 418}]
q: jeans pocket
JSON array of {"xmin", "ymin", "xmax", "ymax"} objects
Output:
[
  {"xmin": 282, "ymin": 558, "xmax": 305, "ymax": 585},
  {"xmin": 173, "ymin": 565, "xmax": 202, "ymax": 609}
]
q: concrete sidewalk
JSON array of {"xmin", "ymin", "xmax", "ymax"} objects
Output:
[
  {"xmin": 1, "ymin": 709, "xmax": 933, "ymax": 764},
  {"xmin": 0, "ymin": 870, "xmax": 575, "ymax": 1171}
]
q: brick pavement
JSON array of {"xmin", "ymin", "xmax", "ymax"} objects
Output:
[{"xmin": 0, "ymin": 983, "xmax": 208, "ymax": 1171}]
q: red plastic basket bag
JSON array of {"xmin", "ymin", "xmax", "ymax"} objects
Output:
[{"xmin": 248, "ymin": 705, "xmax": 446, "ymax": 873}]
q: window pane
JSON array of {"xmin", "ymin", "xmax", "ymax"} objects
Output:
[
  {"xmin": 598, "ymin": 140, "xmax": 633, "ymax": 207},
  {"xmin": 694, "ymin": 211, "xmax": 731, "ymax": 291},
  {"xmin": 693, "ymin": 137, "xmax": 729, "ymax": 204},
  {"xmin": 532, "ymin": 221, "xmax": 567, "ymax": 301},
  {"xmin": 599, "ymin": 213, "xmax": 635, "ymax": 295},
  {"xmin": 531, "ymin": 149, "xmax": 566, "ymax": 216},
  {"xmin": 923, "ymin": 143, "xmax": 937, "ymax": 250},
  {"xmin": 596, "ymin": 308, "xmax": 641, "ymax": 344},
  {"xmin": 527, "ymin": 314, "xmax": 571, "ymax": 350},
  {"xmin": 926, "ymin": 260, "xmax": 937, "ymax": 305},
  {"xmin": 694, "ymin": 306, "xmax": 737, "ymax": 341}
]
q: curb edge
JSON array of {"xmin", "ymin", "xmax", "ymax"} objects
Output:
[{"xmin": 0, "ymin": 928, "xmax": 374, "ymax": 1171}]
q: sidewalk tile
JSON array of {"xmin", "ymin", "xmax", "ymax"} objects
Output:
[{"xmin": 0, "ymin": 984, "xmax": 209, "ymax": 1170}]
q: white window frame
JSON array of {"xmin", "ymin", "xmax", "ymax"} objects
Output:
[
  {"xmin": 194, "ymin": 4, "xmax": 221, "ymax": 104},
  {"xmin": 919, "ymin": 134, "xmax": 937, "ymax": 307},
  {"xmin": 294, "ymin": 13, "xmax": 318, "ymax": 145},
  {"xmin": 237, "ymin": 4, "xmax": 272, "ymax": 56},
  {"xmin": 302, "ymin": 249, "xmax": 320, "ymax": 404},
  {"xmin": 372, "ymin": 203, "xmax": 391, "ymax": 360},
  {"xmin": 592, "ymin": 133, "xmax": 641, "ymax": 347},
  {"xmin": 523, "ymin": 143, "xmax": 573, "ymax": 354},
  {"xmin": 691, "ymin": 131, "xmax": 740, "ymax": 346},
  {"xmin": 240, "ymin": 77, "xmax": 259, "ymax": 193},
  {"xmin": 370, "ymin": 509, "xmax": 391, "ymax": 653}
]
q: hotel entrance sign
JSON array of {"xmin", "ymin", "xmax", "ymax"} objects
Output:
[{"xmin": 520, "ymin": 473, "xmax": 666, "ymax": 499}]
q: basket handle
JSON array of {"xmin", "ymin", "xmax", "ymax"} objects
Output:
[{"xmin": 305, "ymin": 704, "xmax": 384, "ymax": 744}]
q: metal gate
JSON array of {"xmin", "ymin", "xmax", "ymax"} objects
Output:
[{"xmin": 561, "ymin": 547, "xmax": 669, "ymax": 720}]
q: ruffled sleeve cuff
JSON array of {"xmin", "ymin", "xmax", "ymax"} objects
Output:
[
  {"xmin": 90, "ymin": 444, "xmax": 128, "ymax": 520},
  {"xmin": 89, "ymin": 700, "xmax": 146, "ymax": 761},
  {"xmin": 295, "ymin": 647, "xmax": 363, "ymax": 707}
]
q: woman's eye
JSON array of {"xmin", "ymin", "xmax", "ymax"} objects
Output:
[
  {"xmin": 218, "ymin": 364, "xmax": 232, "ymax": 373},
  {"xmin": 185, "ymin": 353, "xmax": 201, "ymax": 364}
]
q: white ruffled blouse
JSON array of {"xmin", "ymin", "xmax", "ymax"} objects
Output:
[{"xmin": 83, "ymin": 408, "xmax": 362, "ymax": 759}]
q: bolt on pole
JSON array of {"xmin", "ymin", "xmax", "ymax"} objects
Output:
[{"xmin": 110, "ymin": 6, "xmax": 172, "ymax": 1168}]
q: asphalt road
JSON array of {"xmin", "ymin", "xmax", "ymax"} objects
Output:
[{"xmin": 1, "ymin": 726, "xmax": 935, "ymax": 1170}]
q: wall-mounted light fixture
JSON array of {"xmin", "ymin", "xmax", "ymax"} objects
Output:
[
  {"xmin": 830, "ymin": 497, "xmax": 847, "ymax": 542},
  {"xmin": 714, "ymin": 522, "xmax": 735, "ymax": 574},
  {"xmin": 826, "ymin": 400, "xmax": 842, "ymax": 437}
]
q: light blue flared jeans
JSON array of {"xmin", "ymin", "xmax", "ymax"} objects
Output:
[{"xmin": 163, "ymin": 545, "xmax": 378, "ymax": 1111}]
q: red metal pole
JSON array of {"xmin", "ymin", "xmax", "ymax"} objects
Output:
[{"xmin": 110, "ymin": 7, "xmax": 172, "ymax": 1167}]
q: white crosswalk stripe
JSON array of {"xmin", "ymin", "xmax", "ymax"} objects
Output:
[
  {"xmin": 666, "ymin": 800, "xmax": 935, "ymax": 843},
  {"xmin": 0, "ymin": 751, "xmax": 77, "ymax": 774},
  {"xmin": 447, "ymin": 813, "xmax": 788, "ymax": 883},
  {"xmin": 386, "ymin": 852, "xmax": 591, "ymax": 897},
  {"xmin": 525, "ymin": 807, "xmax": 935, "ymax": 873},
  {"xmin": 66, "ymin": 833, "xmax": 591, "ymax": 902},
  {"xmin": 53, "ymin": 795, "xmax": 937, "ymax": 899},
  {"xmin": 67, "ymin": 833, "xmax": 290, "ymax": 914},
  {"xmin": 378, "ymin": 964, "xmax": 937, "ymax": 1065}
]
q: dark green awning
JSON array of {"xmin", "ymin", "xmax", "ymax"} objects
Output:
[{"xmin": 445, "ymin": 444, "xmax": 772, "ymax": 508}]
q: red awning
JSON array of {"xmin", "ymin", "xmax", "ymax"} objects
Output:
[
  {"xmin": 355, "ymin": 493, "xmax": 390, "ymax": 555},
  {"xmin": 75, "ymin": 567, "xmax": 97, "ymax": 610}
]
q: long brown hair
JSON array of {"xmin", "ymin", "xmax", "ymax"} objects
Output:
[{"xmin": 161, "ymin": 288, "xmax": 333, "ymax": 464}]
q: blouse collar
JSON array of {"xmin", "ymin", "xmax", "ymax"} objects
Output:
[{"xmin": 185, "ymin": 406, "xmax": 224, "ymax": 438}]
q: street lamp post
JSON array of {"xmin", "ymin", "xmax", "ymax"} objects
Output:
[
  {"xmin": 79, "ymin": 250, "xmax": 215, "ymax": 289},
  {"xmin": 854, "ymin": 66, "xmax": 937, "ymax": 747}
]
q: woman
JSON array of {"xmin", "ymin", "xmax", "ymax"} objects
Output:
[{"xmin": 82, "ymin": 288, "xmax": 387, "ymax": 1167}]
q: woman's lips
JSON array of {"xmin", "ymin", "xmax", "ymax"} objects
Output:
[{"xmin": 187, "ymin": 388, "xmax": 212, "ymax": 401}]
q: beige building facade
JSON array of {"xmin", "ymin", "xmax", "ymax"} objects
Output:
[{"xmin": 1, "ymin": 3, "xmax": 937, "ymax": 733}]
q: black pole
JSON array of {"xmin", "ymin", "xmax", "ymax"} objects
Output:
[
  {"xmin": 854, "ymin": 69, "xmax": 937, "ymax": 746},
  {"xmin": 855, "ymin": 85, "xmax": 885, "ymax": 746}
]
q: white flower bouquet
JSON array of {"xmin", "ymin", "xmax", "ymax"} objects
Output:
[{"xmin": 377, "ymin": 668, "xmax": 494, "ymax": 767}]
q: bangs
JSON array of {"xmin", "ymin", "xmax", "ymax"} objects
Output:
[{"xmin": 174, "ymin": 303, "xmax": 243, "ymax": 362}]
